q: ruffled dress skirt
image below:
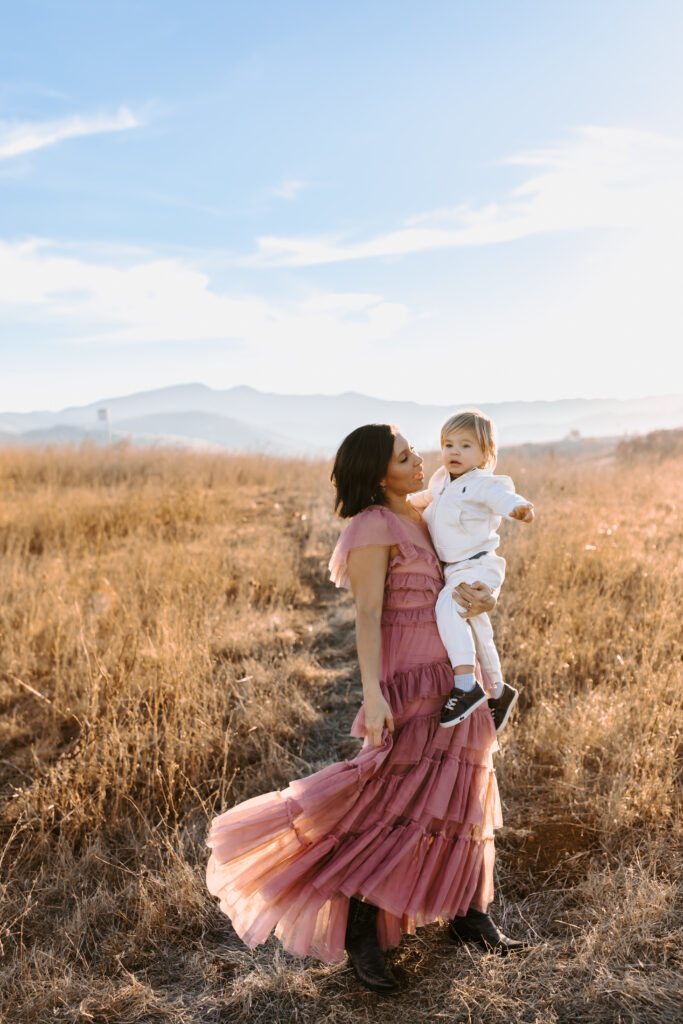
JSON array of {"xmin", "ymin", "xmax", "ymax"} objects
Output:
[{"xmin": 206, "ymin": 506, "xmax": 502, "ymax": 964}]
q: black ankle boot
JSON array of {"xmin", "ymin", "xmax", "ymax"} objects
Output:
[
  {"xmin": 345, "ymin": 897, "xmax": 399, "ymax": 994},
  {"xmin": 449, "ymin": 907, "xmax": 525, "ymax": 956}
]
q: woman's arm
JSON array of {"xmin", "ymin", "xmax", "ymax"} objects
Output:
[{"xmin": 347, "ymin": 545, "xmax": 395, "ymax": 748}]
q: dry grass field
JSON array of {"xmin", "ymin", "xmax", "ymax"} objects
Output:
[{"xmin": 1, "ymin": 437, "xmax": 681, "ymax": 1024}]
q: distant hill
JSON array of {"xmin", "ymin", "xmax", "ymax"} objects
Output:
[
  {"xmin": 616, "ymin": 427, "xmax": 683, "ymax": 463},
  {"xmin": 1, "ymin": 384, "xmax": 681, "ymax": 455},
  {"xmin": 112, "ymin": 411, "xmax": 307, "ymax": 455}
]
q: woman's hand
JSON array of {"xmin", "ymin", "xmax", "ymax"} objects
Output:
[
  {"xmin": 452, "ymin": 581, "xmax": 497, "ymax": 619},
  {"xmin": 363, "ymin": 692, "xmax": 395, "ymax": 747}
]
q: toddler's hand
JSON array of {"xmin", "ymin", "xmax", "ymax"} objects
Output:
[{"xmin": 510, "ymin": 503, "xmax": 534, "ymax": 523}]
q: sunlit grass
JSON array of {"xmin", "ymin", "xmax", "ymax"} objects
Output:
[{"xmin": 1, "ymin": 437, "xmax": 680, "ymax": 1023}]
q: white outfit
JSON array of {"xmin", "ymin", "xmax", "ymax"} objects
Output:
[{"xmin": 413, "ymin": 466, "xmax": 530, "ymax": 683}]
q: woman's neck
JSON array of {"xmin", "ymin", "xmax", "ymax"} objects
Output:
[{"xmin": 383, "ymin": 492, "xmax": 421, "ymax": 522}]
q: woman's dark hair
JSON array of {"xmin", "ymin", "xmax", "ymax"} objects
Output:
[{"xmin": 331, "ymin": 423, "xmax": 396, "ymax": 518}]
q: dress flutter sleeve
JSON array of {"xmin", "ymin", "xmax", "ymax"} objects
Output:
[{"xmin": 328, "ymin": 505, "xmax": 423, "ymax": 589}]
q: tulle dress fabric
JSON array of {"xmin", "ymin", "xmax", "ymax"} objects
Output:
[{"xmin": 206, "ymin": 505, "xmax": 502, "ymax": 964}]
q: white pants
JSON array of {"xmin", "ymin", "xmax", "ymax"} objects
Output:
[{"xmin": 435, "ymin": 552, "xmax": 506, "ymax": 683}]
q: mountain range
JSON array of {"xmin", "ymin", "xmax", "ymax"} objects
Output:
[{"xmin": 1, "ymin": 384, "xmax": 681, "ymax": 455}]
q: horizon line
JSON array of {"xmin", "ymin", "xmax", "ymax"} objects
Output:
[{"xmin": 1, "ymin": 382, "xmax": 682, "ymax": 418}]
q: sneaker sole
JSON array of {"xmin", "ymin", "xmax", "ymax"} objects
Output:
[
  {"xmin": 494, "ymin": 689, "xmax": 519, "ymax": 733},
  {"xmin": 439, "ymin": 691, "xmax": 489, "ymax": 728}
]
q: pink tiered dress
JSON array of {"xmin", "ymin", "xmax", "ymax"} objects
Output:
[{"xmin": 206, "ymin": 505, "xmax": 502, "ymax": 963}]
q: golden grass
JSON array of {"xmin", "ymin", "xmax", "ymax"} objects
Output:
[{"xmin": 1, "ymin": 438, "xmax": 681, "ymax": 1023}]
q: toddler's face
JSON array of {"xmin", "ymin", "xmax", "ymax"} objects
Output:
[{"xmin": 441, "ymin": 430, "xmax": 484, "ymax": 478}]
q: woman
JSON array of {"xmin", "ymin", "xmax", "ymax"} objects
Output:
[{"xmin": 206, "ymin": 424, "xmax": 521, "ymax": 994}]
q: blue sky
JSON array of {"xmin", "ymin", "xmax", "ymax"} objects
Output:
[{"xmin": 1, "ymin": 0, "xmax": 683, "ymax": 411}]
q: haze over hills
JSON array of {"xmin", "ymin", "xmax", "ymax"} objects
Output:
[{"xmin": 1, "ymin": 384, "xmax": 681, "ymax": 455}]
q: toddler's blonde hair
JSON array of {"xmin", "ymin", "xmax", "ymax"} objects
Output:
[{"xmin": 440, "ymin": 409, "xmax": 497, "ymax": 469}]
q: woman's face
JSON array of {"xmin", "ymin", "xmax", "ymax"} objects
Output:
[{"xmin": 381, "ymin": 432, "xmax": 424, "ymax": 497}]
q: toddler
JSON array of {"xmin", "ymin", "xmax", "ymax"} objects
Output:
[{"xmin": 411, "ymin": 409, "xmax": 534, "ymax": 731}]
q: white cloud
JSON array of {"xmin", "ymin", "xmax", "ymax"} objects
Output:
[
  {"xmin": 230, "ymin": 125, "xmax": 683, "ymax": 403},
  {"xmin": 269, "ymin": 179, "xmax": 312, "ymax": 201},
  {"xmin": 2, "ymin": 124, "xmax": 682, "ymax": 407},
  {"xmin": 246, "ymin": 126, "xmax": 683, "ymax": 266},
  {"xmin": 0, "ymin": 106, "xmax": 141, "ymax": 160},
  {"xmin": 0, "ymin": 239, "xmax": 410, "ymax": 356}
]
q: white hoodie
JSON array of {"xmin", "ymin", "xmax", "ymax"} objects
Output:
[{"xmin": 412, "ymin": 465, "xmax": 530, "ymax": 563}]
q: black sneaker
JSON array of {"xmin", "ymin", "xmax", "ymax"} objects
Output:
[
  {"xmin": 488, "ymin": 683, "xmax": 518, "ymax": 733},
  {"xmin": 440, "ymin": 681, "xmax": 488, "ymax": 728}
]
